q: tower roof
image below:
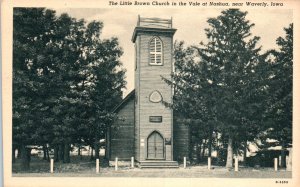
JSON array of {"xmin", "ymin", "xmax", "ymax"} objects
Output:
[{"xmin": 132, "ymin": 16, "xmax": 176, "ymax": 43}]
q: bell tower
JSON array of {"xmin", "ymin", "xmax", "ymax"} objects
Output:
[{"xmin": 132, "ymin": 16, "xmax": 176, "ymax": 163}]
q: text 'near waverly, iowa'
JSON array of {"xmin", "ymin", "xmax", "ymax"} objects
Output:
[{"xmin": 109, "ymin": 1, "xmax": 284, "ymax": 7}]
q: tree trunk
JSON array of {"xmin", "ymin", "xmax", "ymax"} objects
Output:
[
  {"xmin": 46, "ymin": 146, "xmax": 50, "ymax": 161},
  {"xmin": 78, "ymin": 146, "xmax": 83, "ymax": 160},
  {"xmin": 243, "ymin": 141, "xmax": 247, "ymax": 166},
  {"xmin": 188, "ymin": 128, "xmax": 193, "ymax": 162},
  {"xmin": 27, "ymin": 147, "xmax": 31, "ymax": 162},
  {"xmin": 215, "ymin": 133, "xmax": 221, "ymax": 165},
  {"xmin": 94, "ymin": 141, "xmax": 100, "ymax": 159},
  {"xmin": 196, "ymin": 143, "xmax": 201, "ymax": 163},
  {"xmin": 202, "ymin": 139, "xmax": 207, "ymax": 159},
  {"xmin": 105, "ymin": 131, "xmax": 110, "ymax": 160},
  {"xmin": 12, "ymin": 146, "xmax": 16, "ymax": 163},
  {"xmin": 188, "ymin": 142, "xmax": 193, "ymax": 162},
  {"xmin": 20, "ymin": 145, "xmax": 30, "ymax": 171},
  {"xmin": 90, "ymin": 147, "xmax": 94, "ymax": 160},
  {"xmin": 63, "ymin": 142, "xmax": 70, "ymax": 163},
  {"xmin": 226, "ymin": 137, "xmax": 233, "ymax": 169},
  {"xmin": 208, "ymin": 126, "xmax": 213, "ymax": 158},
  {"xmin": 43, "ymin": 145, "xmax": 47, "ymax": 160},
  {"xmin": 280, "ymin": 142, "xmax": 286, "ymax": 168},
  {"xmin": 208, "ymin": 135, "xmax": 212, "ymax": 158},
  {"xmin": 94, "ymin": 132, "xmax": 100, "ymax": 159},
  {"xmin": 78, "ymin": 146, "xmax": 81, "ymax": 156},
  {"xmin": 54, "ymin": 145, "xmax": 59, "ymax": 162},
  {"xmin": 58, "ymin": 143, "xmax": 64, "ymax": 162}
]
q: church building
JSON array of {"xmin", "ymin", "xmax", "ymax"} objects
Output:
[{"xmin": 106, "ymin": 16, "xmax": 189, "ymax": 168}]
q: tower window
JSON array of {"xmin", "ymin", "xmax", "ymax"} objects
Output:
[{"xmin": 149, "ymin": 37, "xmax": 163, "ymax": 65}]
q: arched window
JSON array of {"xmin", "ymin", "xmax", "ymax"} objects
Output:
[{"xmin": 149, "ymin": 37, "xmax": 163, "ymax": 65}]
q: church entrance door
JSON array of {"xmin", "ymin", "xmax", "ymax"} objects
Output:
[{"xmin": 147, "ymin": 131, "xmax": 164, "ymax": 159}]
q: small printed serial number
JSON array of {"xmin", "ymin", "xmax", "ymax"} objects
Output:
[{"xmin": 275, "ymin": 181, "xmax": 288, "ymax": 184}]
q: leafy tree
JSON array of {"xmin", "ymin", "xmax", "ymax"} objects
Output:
[
  {"xmin": 13, "ymin": 8, "xmax": 58, "ymax": 170},
  {"xmin": 76, "ymin": 23, "xmax": 125, "ymax": 159},
  {"xmin": 166, "ymin": 9, "xmax": 264, "ymax": 168},
  {"xmin": 13, "ymin": 8, "xmax": 125, "ymax": 169},
  {"xmin": 194, "ymin": 9, "xmax": 265, "ymax": 168},
  {"xmin": 261, "ymin": 24, "xmax": 293, "ymax": 167},
  {"xmin": 168, "ymin": 41, "xmax": 217, "ymax": 163}
]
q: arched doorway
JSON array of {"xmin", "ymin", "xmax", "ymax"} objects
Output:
[{"xmin": 147, "ymin": 131, "xmax": 164, "ymax": 159}]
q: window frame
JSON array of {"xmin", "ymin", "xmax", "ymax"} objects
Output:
[{"xmin": 149, "ymin": 36, "xmax": 163, "ymax": 66}]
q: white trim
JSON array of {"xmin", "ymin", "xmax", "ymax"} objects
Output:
[{"xmin": 149, "ymin": 37, "xmax": 163, "ymax": 65}]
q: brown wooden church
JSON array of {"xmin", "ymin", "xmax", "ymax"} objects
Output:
[{"xmin": 106, "ymin": 16, "xmax": 189, "ymax": 167}]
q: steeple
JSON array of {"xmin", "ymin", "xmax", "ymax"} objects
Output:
[{"xmin": 132, "ymin": 16, "xmax": 176, "ymax": 162}]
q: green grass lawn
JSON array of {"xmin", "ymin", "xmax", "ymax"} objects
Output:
[{"xmin": 12, "ymin": 156, "xmax": 291, "ymax": 178}]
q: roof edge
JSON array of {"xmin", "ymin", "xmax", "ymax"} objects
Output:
[
  {"xmin": 112, "ymin": 89, "xmax": 135, "ymax": 113},
  {"xmin": 132, "ymin": 27, "xmax": 177, "ymax": 43}
]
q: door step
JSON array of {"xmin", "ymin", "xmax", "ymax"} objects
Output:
[{"xmin": 139, "ymin": 161, "xmax": 179, "ymax": 168}]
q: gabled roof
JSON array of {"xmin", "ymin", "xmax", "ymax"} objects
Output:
[{"xmin": 112, "ymin": 89, "xmax": 135, "ymax": 113}]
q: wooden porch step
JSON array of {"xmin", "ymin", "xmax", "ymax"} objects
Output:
[
  {"xmin": 139, "ymin": 165, "xmax": 179, "ymax": 168},
  {"xmin": 139, "ymin": 161, "xmax": 179, "ymax": 168}
]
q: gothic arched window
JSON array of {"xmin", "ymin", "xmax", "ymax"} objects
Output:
[{"xmin": 149, "ymin": 37, "xmax": 163, "ymax": 65}]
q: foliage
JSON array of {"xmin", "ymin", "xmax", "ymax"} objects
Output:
[
  {"xmin": 256, "ymin": 24, "xmax": 293, "ymax": 167},
  {"xmin": 13, "ymin": 8, "xmax": 126, "ymax": 169},
  {"xmin": 166, "ymin": 9, "xmax": 276, "ymax": 168},
  {"xmin": 262, "ymin": 24, "xmax": 293, "ymax": 147}
]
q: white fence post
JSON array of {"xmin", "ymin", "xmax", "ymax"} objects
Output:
[
  {"xmin": 115, "ymin": 157, "xmax": 118, "ymax": 171},
  {"xmin": 131, "ymin": 157, "xmax": 134, "ymax": 168},
  {"xmin": 96, "ymin": 159, "xmax": 100, "ymax": 173},
  {"xmin": 50, "ymin": 159, "xmax": 54, "ymax": 173},
  {"xmin": 274, "ymin": 158, "xmax": 278, "ymax": 171},
  {"xmin": 184, "ymin": 157, "xmax": 186, "ymax": 169},
  {"xmin": 208, "ymin": 157, "xmax": 211, "ymax": 170},
  {"xmin": 234, "ymin": 157, "xmax": 238, "ymax": 172}
]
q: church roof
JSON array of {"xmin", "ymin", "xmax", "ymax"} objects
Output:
[{"xmin": 112, "ymin": 89, "xmax": 135, "ymax": 113}]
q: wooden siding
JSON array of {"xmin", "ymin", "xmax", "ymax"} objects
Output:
[
  {"xmin": 135, "ymin": 31, "xmax": 174, "ymax": 161},
  {"xmin": 135, "ymin": 36, "xmax": 140, "ymax": 161},
  {"xmin": 110, "ymin": 98, "xmax": 135, "ymax": 160}
]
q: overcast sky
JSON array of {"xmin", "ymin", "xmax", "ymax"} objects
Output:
[{"xmin": 54, "ymin": 8, "xmax": 292, "ymax": 96}]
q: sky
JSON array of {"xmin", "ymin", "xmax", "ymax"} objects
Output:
[{"xmin": 54, "ymin": 8, "xmax": 293, "ymax": 96}]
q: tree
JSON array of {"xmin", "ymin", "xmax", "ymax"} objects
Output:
[
  {"xmin": 13, "ymin": 8, "xmax": 126, "ymax": 169},
  {"xmin": 13, "ymin": 8, "xmax": 58, "ymax": 170},
  {"xmin": 77, "ymin": 23, "xmax": 125, "ymax": 159},
  {"xmin": 165, "ymin": 41, "xmax": 215, "ymax": 163},
  {"xmin": 262, "ymin": 24, "xmax": 293, "ymax": 167},
  {"xmin": 166, "ymin": 9, "xmax": 264, "ymax": 168},
  {"xmin": 195, "ymin": 9, "xmax": 265, "ymax": 168}
]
